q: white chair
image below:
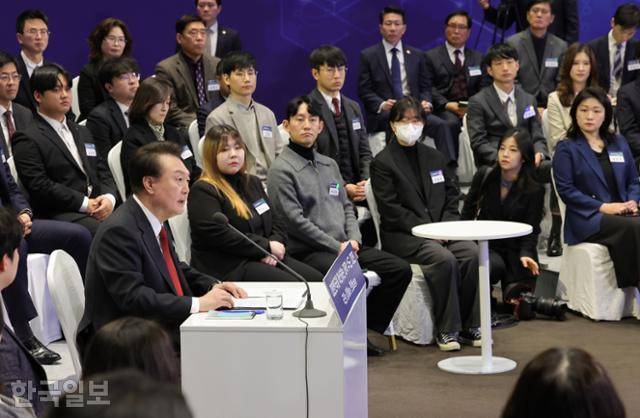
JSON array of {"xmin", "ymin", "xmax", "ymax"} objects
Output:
[
  {"xmin": 457, "ymin": 114, "xmax": 476, "ymax": 184},
  {"xmin": 552, "ymin": 172, "xmax": 640, "ymax": 320},
  {"xmin": 107, "ymin": 141, "xmax": 127, "ymax": 202},
  {"xmin": 71, "ymin": 76, "xmax": 80, "ymax": 121},
  {"xmin": 277, "ymin": 123, "xmax": 289, "ymax": 144},
  {"xmin": 198, "ymin": 136, "xmax": 204, "ymax": 163},
  {"xmin": 368, "ymin": 132, "xmax": 386, "ymax": 158},
  {"xmin": 27, "ymin": 253, "xmax": 62, "ymax": 345},
  {"xmin": 168, "ymin": 208, "xmax": 191, "ymax": 264},
  {"xmin": 46, "ymin": 250, "xmax": 85, "ymax": 377},
  {"xmin": 365, "ymin": 179, "xmax": 436, "ymax": 345},
  {"xmin": 188, "ymin": 120, "xmax": 202, "ymax": 167}
]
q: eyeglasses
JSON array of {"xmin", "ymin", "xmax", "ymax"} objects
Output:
[
  {"xmin": 116, "ymin": 72, "xmax": 140, "ymax": 82},
  {"xmin": 197, "ymin": 2, "xmax": 218, "ymax": 9},
  {"xmin": 0, "ymin": 73, "xmax": 21, "ymax": 83},
  {"xmin": 321, "ymin": 66, "xmax": 347, "ymax": 75},
  {"xmin": 24, "ymin": 28, "xmax": 50, "ymax": 36},
  {"xmin": 529, "ymin": 7, "xmax": 551, "ymax": 15},
  {"xmin": 232, "ymin": 69, "xmax": 258, "ymax": 78},
  {"xmin": 105, "ymin": 36, "xmax": 127, "ymax": 45},
  {"xmin": 446, "ymin": 23, "xmax": 469, "ymax": 30},
  {"xmin": 185, "ymin": 29, "xmax": 207, "ymax": 38}
]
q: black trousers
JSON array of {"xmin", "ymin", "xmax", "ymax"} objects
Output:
[
  {"xmin": 434, "ymin": 109, "xmax": 462, "ymax": 161},
  {"xmin": 426, "ymin": 114, "xmax": 459, "ymax": 166},
  {"xmin": 226, "ymin": 255, "xmax": 324, "ymax": 283},
  {"xmin": 489, "ymin": 249, "xmax": 536, "ymax": 290},
  {"xmin": 294, "ymin": 246, "xmax": 412, "ymax": 334},
  {"xmin": 407, "ymin": 239, "xmax": 480, "ymax": 333},
  {"xmin": 51, "ymin": 212, "xmax": 100, "ymax": 237}
]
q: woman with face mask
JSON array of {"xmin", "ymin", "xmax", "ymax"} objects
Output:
[
  {"xmin": 371, "ymin": 97, "xmax": 481, "ymax": 352},
  {"xmin": 461, "ymin": 129, "xmax": 545, "ymax": 301}
]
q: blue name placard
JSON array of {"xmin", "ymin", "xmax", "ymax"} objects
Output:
[{"xmin": 323, "ymin": 244, "xmax": 366, "ymax": 324}]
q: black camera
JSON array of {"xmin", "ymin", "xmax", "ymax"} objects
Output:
[{"xmin": 512, "ymin": 292, "xmax": 567, "ymax": 321}]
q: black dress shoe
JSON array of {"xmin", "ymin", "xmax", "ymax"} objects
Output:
[
  {"xmin": 22, "ymin": 336, "xmax": 61, "ymax": 365},
  {"xmin": 367, "ymin": 339, "xmax": 385, "ymax": 357},
  {"xmin": 546, "ymin": 235, "xmax": 563, "ymax": 257}
]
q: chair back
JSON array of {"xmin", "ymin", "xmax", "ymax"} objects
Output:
[
  {"xmin": 107, "ymin": 141, "xmax": 127, "ymax": 202},
  {"xmin": 168, "ymin": 208, "xmax": 191, "ymax": 263},
  {"xmin": 364, "ymin": 179, "xmax": 382, "ymax": 250},
  {"xmin": 457, "ymin": 113, "xmax": 477, "ymax": 183},
  {"xmin": 188, "ymin": 120, "xmax": 202, "ymax": 167},
  {"xmin": 71, "ymin": 76, "xmax": 80, "ymax": 121}
]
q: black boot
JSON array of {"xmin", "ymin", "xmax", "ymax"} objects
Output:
[{"xmin": 546, "ymin": 214, "xmax": 563, "ymax": 257}]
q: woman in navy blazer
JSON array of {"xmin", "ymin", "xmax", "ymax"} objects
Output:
[{"xmin": 553, "ymin": 86, "xmax": 640, "ymax": 288}]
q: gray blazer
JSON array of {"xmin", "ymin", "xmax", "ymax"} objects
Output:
[
  {"xmin": 506, "ymin": 29, "xmax": 567, "ymax": 106},
  {"xmin": 1, "ymin": 102, "xmax": 32, "ymax": 156},
  {"xmin": 155, "ymin": 52, "xmax": 220, "ymax": 128},
  {"xmin": 467, "ymin": 84, "xmax": 548, "ymax": 167},
  {"xmin": 267, "ymin": 147, "xmax": 360, "ymax": 254}
]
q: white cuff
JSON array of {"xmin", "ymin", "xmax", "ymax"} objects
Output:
[
  {"xmin": 79, "ymin": 197, "xmax": 89, "ymax": 213},
  {"xmin": 191, "ymin": 297, "xmax": 200, "ymax": 313}
]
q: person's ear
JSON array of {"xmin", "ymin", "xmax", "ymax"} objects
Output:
[
  {"xmin": 282, "ymin": 119, "xmax": 290, "ymax": 133},
  {"xmin": 142, "ymin": 176, "xmax": 155, "ymax": 194},
  {"xmin": 311, "ymin": 68, "xmax": 320, "ymax": 82}
]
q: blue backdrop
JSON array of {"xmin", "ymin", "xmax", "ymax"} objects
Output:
[{"xmin": 0, "ymin": 0, "xmax": 636, "ymax": 120}]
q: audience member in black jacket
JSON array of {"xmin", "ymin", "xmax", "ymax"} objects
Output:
[
  {"xmin": 462, "ymin": 129, "xmax": 544, "ymax": 298},
  {"xmin": 188, "ymin": 124, "xmax": 323, "ymax": 282}
]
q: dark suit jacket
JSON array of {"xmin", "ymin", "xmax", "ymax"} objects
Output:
[
  {"xmin": 196, "ymin": 90, "xmax": 226, "ymax": 137},
  {"xmin": 215, "ymin": 26, "xmax": 242, "ymax": 59},
  {"xmin": 121, "ymin": 121, "xmax": 201, "ymax": 195},
  {"xmin": 309, "ymin": 88, "xmax": 371, "ymax": 183},
  {"xmin": 370, "ymin": 140, "xmax": 459, "ymax": 258},
  {"xmin": 358, "ymin": 42, "xmax": 431, "ymax": 132},
  {"xmin": 484, "ymin": 0, "xmax": 579, "ymax": 44},
  {"xmin": 588, "ymin": 35, "xmax": 640, "ymax": 93},
  {"xmin": 86, "ymin": 97, "xmax": 129, "ymax": 164},
  {"xmin": 155, "ymin": 52, "xmax": 220, "ymax": 128},
  {"xmin": 506, "ymin": 29, "xmax": 567, "ymax": 106},
  {"xmin": 0, "ymin": 103, "xmax": 32, "ymax": 158},
  {"xmin": 11, "ymin": 115, "xmax": 116, "ymax": 219},
  {"xmin": 0, "ymin": 149, "xmax": 29, "ymax": 213},
  {"xmin": 424, "ymin": 44, "xmax": 485, "ymax": 112},
  {"xmin": 77, "ymin": 61, "xmax": 108, "ymax": 122},
  {"xmin": 553, "ymin": 134, "xmax": 640, "ymax": 245},
  {"xmin": 14, "ymin": 54, "xmax": 53, "ymax": 113},
  {"xmin": 617, "ymin": 78, "xmax": 640, "ymax": 163},
  {"xmin": 78, "ymin": 198, "xmax": 217, "ymax": 347},
  {"xmin": 467, "ymin": 85, "xmax": 548, "ymax": 166},
  {"xmin": 461, "ymin": 166, "xmax": 544, "ymax": 261},
  {"xmin": 188, "ymin": 176, "xmax": 286, "ymax": 279}
]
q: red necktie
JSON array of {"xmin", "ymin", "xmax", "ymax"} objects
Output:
[
  {"xmin": 159, "ymin": 226, "xmax": 184, "ymax": 296},
  {"xmin": 3, "ymin": 110, "xmax": 15, "ymax": 156},
  {"xmin": 331, "ymin": 97, "xmax": 341, "ymax": 117}
]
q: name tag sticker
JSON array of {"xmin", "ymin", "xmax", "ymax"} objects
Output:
[
  {"xmin": 430, "ymin": 170, "xmax": 445, "ymax": 184},
  {"xmin": 523, "ymin": 105, "xmax": 536, "ymax": 119},
  {"xmin": 208, "ymin": 80, "xmax": 220, "ymax": 91},
  {"xmin": 468, "ymin": 66, "xmax": 482, "ymax": 77},
  {"xmin": 181, "ymin": 145, "xmax": 193, "ymax": 160},
  {"xmin": 1, "ymin": 151, "xmax": 5, "ymax": 163},
  {"xmin": 628, "ymin": 60, "xmax": 640, "ymax": 71},
  {"xmin": 84, "ymin": 143, "xmax": 97, "ymax": 157},
  {"xmin": 329, "ymin": 182, "xmax": 340, "ymax": 196},
  {"xmin": 253, "ymin": 198, "xmax": 270, "ymax": 215},
  {"xmin": 609, "ymin": 152, "xmax": 625, "ymax": 163},
  {"xmin": 261, "ymin": 126, "xmax": 273, "ymax": 139},
  {"xmin": 545, "ymin": 57, "xmax": 559, "ymax": 68},
  {"xmin": 352, "ymin": 118, "xmax": 362, "ymax": 131}
]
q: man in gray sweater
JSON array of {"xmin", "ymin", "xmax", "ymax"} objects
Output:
[{"xmin": 267, "ymin": 96, "xmax": 411, "ymax": 356}]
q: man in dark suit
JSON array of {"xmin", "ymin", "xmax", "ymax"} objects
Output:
[
  {"xmin": 370, "ymin": 96, "xmax": 480, "ymax": 351},
  {"xmin": 13, "ymin": 10, "xmax": 51, "ymax": 113},
  {"xmin": 478, "ymin": 0, "xmax": 579, "ymax": 44},
  {"xmin": 506, "ymin": 0, "xmax": 568, "ymax": 107},
  {"xmin": 0, "ymin": 53, "xmax": 33, "ymax": 159},
  {"xmin": 425, "ymin": 11, "xmax": 486, "ymax": 141},
  {"xmin": 196, "ymin": 60, "xmax": 228, "ymax": 137},
  {"xmin": 617, "ymin": 76, "xmax": 640, "ymax": 165},
  {"xmin": 12, "ymin": 64, "xmax": 117, "ymax": 236},
  {"xmin": 86, "ymin": 57, "xmax": 139, "ymax": 165},
  {"xmin": 78, "ymin": 141, "xmax": 246, "ymax": 350},
  {"xmin": 588, "ymin": 3, "xmax": 640, "ymax": 99},
  {"xmin": 0, "ymin": 208, "xmax": 49, "ymax": 416},
  {"xmin": 196, "ymin": 0, "xmax": 242, "ymax": 59},
  {"xmin": 467, "ymin": 44, "xmax": 549, "ymax": 168},
  {"xmin": 357, "ymin": 5, "xmax": 458, "ymax": 167},
  {"xmin": 155, "ymin": 15, "xmax": 221, "ymax": 129}
]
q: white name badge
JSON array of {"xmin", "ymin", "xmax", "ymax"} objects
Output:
[
  {"xmin": 329, "ymin": 182, "xmax": 340, "ymax": 196},
  {"xmin": 352, "ymin": 118, "xmax": 362, "ymax": 131},
  {"xmin": 253, "ymin": 198, "xmax": 270, "ymax": 215},
  {"xmin": 1, "ymin": 151, "xmax": 5, "ymax": 163},
  {"xmin": 430, "ymin": 169, "xmax": 445, "ymax": 184},
  {"xmin": 261, "ymin": 126, "xmax": 273, "ymax": 138},
  {"xmin": 181, "ymin": 146, "xmax": 193, "ymax": 160},
  {"xmin": 609, "ymin": 152, "xmax": 625, "ymax": 163},
  {"xmin": 628, "ymin": 60, "xmax": 640, "ymax": 72},
  {"xmin": 545, "ymin": 57, "xmax": 559, "ymax": 68},
  {"xmin": 208, "ymin": 80, "xmax": 220, "ymax": 91},
  {"xmin": 468, "ymin": 66, "xmax": 482, "ymax": 77},
  {"xmin": 523, "ymin": 105, "xmax": 536, "ymax": 120},
  {"xmin": 84, "ymin": 143, "xmax": 97, "ymax": 157}
]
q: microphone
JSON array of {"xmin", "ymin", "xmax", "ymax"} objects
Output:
[{"xmin": 212, "ymin": 212, "xmax": 326, "ymax": 318}]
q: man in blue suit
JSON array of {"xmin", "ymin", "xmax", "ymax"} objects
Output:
[{"xmin": 357, "ymin": 5, "xmax": 459, "ymax": 168}]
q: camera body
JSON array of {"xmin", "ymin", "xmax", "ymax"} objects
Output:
[{"xmin": 512, "ymin": 292, "xmax": 567, "ymax": 321}]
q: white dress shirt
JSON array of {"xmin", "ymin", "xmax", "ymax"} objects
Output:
[
  {"xmin": 493, "ymin": 83, "xmax": 517, "ymax": 127},
  {"xmin": 207, "ymin": 21, "xmax": 219, "ymax": 57},
  {"xmin": 319, "ymin": 89, "xmax": 340, "ymax": 114},
  {"xmin": 445, "ymin": 42, "xmax": 465, "ymax": 66},
  {"xmin": 20, "ymin": 50, "xmax": 43, "ymax": 77},
  {"xmin": 115, "ymin": 100, "xmax": 130, "ymax": 128},
  {"xmin": 608, "ymin": 30, "xmax": 627, "ymax": 96},
  {"xmin": 382, "ymin": 39, "xmax": 410, "ymax": 96},
  {"xmin": 0, "ymin": 104, "xmax": 14, "ymax": 156}
]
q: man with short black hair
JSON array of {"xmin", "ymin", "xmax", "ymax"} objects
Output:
[
  {"xmin": 86, "ymin": 56, "xmax": 140, "ymax": 164},
  {"xmin": 195, "ymin": 0, "xmax": 242, "ymax": 59},
  {"xmin": 155, "ymin": 15, "xmax": 220, "ymax": 129}
]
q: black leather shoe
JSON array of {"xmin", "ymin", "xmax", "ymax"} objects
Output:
[
  {"xmin": 367, "ymin": 339, "xmax": 385, "ymax": 357},
  {"xmin": 546, "ymin": 235, "xmax": 563, "ymax": 257},
  {"xmin": 22, "ymin": 336, "xmax": 61, "ymax": 365}
]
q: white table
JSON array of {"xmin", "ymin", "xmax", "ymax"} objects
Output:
[
  {"xmin": 412, "ymin": 220, "xmax": 532, "ymax": 374},
  {"xmin": 180, "ymin": 282, "xmax": 367, "ymax": 418}
]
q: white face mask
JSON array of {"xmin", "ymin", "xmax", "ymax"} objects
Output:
[{"xmin": 394, "ymin": 123, "xmax": 424, "ymax": 146}]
